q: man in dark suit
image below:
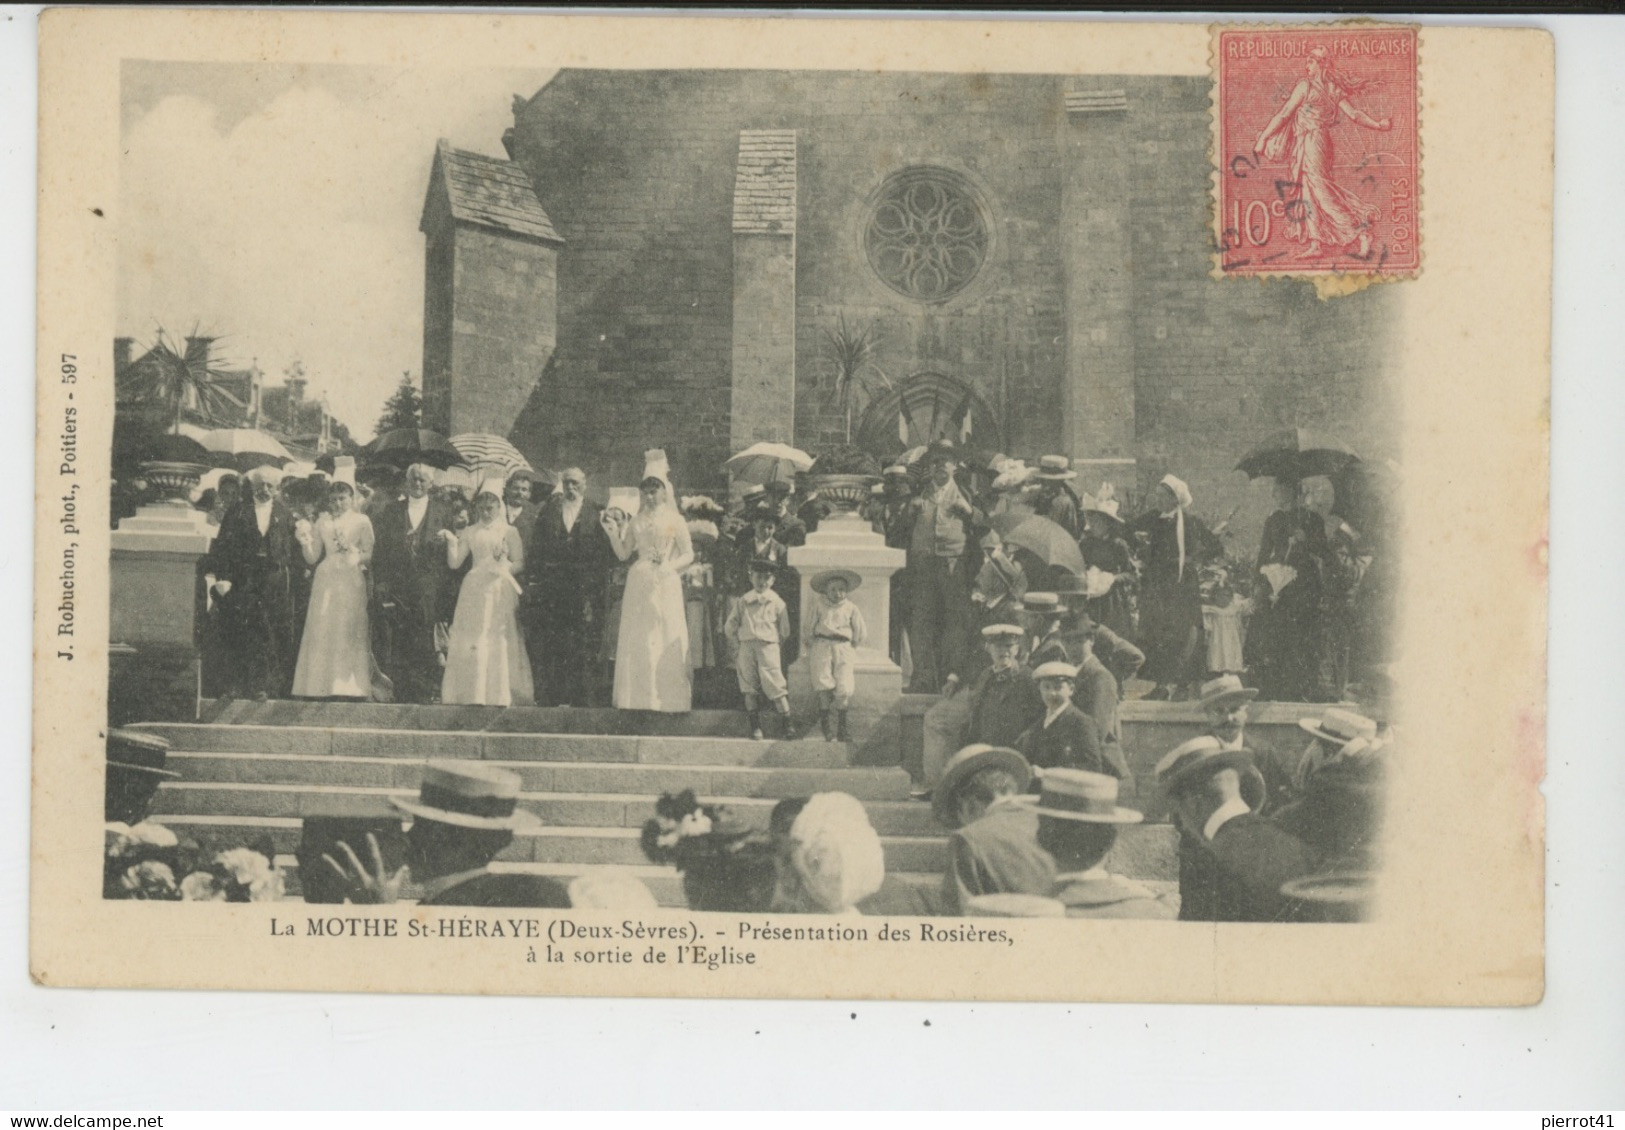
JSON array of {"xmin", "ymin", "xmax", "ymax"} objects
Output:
[
  {"xmin": 322, "ymin": 762, "xmax": 571, "ymax": 909},
  {"xmin": 1015, "ymin": 661, "xmax": 1114, "ymax": 777},
  {"xmin": 503, "ymin": 469, "xmax": 544, "ymax": 550},
  {"xmin": 524, "ymin": 466, "xmax": 613, "ymax": 706},
  {"xmin": 934, "ymin": 744, "xmax": 1055, "ymax": 915},
  {"xmin": 208, "ymin": 465, "xmax": 301, "ymax": 699},
  {"xmin": 370, "ymin": 462, "xmax": 452, "ymax": 704}
]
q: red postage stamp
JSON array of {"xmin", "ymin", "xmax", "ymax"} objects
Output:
[{"xmin": 1213, "ymin": 25, "xmax": 1419, "ymax": 279}]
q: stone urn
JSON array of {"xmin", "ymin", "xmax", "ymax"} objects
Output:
[
  {"xmin": 807, "ymin": 473, "xmax": 880, "ymax": 515},
  {"xmin": 138, "ymin": 460, "xmax": 209, "ymax": 506}
]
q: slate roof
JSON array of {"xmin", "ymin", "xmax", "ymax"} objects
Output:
[
  {"xmin": 430, "ymin": 140, "xmax": 563, "ymax": 244},
  {"xmin": 732, "ymin": 130, "xmax": 797, "ymax": 235}
]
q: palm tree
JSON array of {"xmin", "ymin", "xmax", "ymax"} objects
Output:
[
  {"xmin": 121, "ymin": 328, "xmax": 242, "ymax": 434},
  {"xmin": 822, "ymin": 315, "xmax": 891, "ymax": 444}
]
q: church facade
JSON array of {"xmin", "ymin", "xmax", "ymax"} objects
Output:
[{"xmin": 419, "ymin": 68, "xmax": 1396, "ymax": 537}]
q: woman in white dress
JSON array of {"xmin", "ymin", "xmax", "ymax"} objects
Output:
[
  {"xmin": 440, "ymin": 477, "xmax": 534, "ymax": 707},
  {"xmin": 603, "ymin": 451, "xmax": 693, "ymax": 712},
  {"xmin": 291, "ymin": 468, "xmax": 377, "ymax": 699}
]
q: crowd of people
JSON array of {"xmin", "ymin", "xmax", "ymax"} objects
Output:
[{"xmin": 190, "ymin": 436, "xmax": 1394, "ymax": 726}]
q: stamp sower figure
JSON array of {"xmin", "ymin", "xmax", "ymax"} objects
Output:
[
  {"xmin": 209, "ymin": 463, "xmax": 301, "ymax": 700},
  {"xmin": 370, "ymin": 462, "xmax": 452, "ymax": 704},
  {"xmin": 806, "ymin": 569, "xmax": 866, "ymax": 743},
  {"xmin": 724, "ymin": 558, "xmax": 796, "ymax": 741},
  {"xmin": 524, "ymin": 466, "xmax": 612, "ymax": 706},
  {"xmin": 934, "ymin": 744, "xmax": 1055, "ymax": 915}
]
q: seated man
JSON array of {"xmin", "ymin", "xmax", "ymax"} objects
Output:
[
  {"xmin": 1198, "ymin": 674, "xmax": 1257, "ymax": 752},
  {"xmin": 1015, "ymin": 661, "xmax": 1110, "ymax": 777},
  {"xmin": 1154, "ymin": 736, "xmax": 1309, "ymax": 923},
  {"xmin": 325, "ymin": 761, "xmax": 570, "ymax": 908},
  {"xmin": 918, "ymin": 622, "xmax": 1044, "ymax": 799},
  {"xmin": 934, "ymin": 744, "xmax": 1055, "ymax": 915},
  {"xmin": 1260, "ymin": 705, "xmax": 1380, "ymax": 814},
  {"xmin": 1032, "ymin": 768, "xmax": 1177, "ymax": 919}
]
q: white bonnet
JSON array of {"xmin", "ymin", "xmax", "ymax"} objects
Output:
[{"xmin": 787, "ymin": 792, "xmax": 885, "ymax": 913}]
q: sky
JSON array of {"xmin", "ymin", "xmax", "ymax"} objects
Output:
[{"xmin": 117, "ymin": 60, "xmax": 557, "ymax": 442}]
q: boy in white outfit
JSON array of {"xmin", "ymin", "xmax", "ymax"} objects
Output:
[
  {"xmin": 724, "ymin": 559, "xmax": 797, "ymax": 740},
  {"xmin": 807, "ymin": 569, "xmax": 867, "ymax": 742}
]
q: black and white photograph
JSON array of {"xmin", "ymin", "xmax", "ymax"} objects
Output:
[{"xmin": 31, "ymin": 10, "xmax": 1549, "ymax": 1006}]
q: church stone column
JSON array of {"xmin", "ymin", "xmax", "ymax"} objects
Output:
[
  {"xmin": 1061, "ymin": 88, "xmax": 1138, "ymax": 493},
  {"xmin": 730, "ymin": 130, "xmax": 798, "ymax": 453}
]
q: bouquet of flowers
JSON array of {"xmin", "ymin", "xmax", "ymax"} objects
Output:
[
  {"xmin": 639, "ymin": 791, "xmax": 777, "ymax": 913},
  {"xmin": 104, "ymin": 820, "xmax": 197, "ymax": 900},
  {"xmin": 179, "ymin": 845, "xmax": 285, "ymax": 903}
]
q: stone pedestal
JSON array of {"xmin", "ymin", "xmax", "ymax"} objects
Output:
[
  {"xmin": 110, "ymin": 503, "xmax": 214, "ymax": 720},
  {"xmin": 786, "ymin": 511, "xmax": 906, "ymax": 765}
]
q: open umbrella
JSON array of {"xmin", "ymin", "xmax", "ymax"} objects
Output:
[
  {"xmin": 200, "ymin": 427, "xmax": 292, "ymax": 462},
  {"xmin": 449, "ymin": 433, "xmax": 534, "ymax": 477},
  {"xmin": 366, "ymin": 427, "xmax": 464, "ymax": 470},
  {"xmin": 990, "ymin": 511, "xmax": 1085, "ymax": 574},
  {"xmin": 724, "ymin": 442, "xmax": 813, "ymax": 486},
  {"xmin": 1236, "ymin": 429, "xmax": 1360, "ymax": 481}
]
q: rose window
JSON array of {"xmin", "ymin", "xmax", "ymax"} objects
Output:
[{"xmin": 865, "ymin": 168, "xmax": 990, "ymax": 302}]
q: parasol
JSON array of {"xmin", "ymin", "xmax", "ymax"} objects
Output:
[
  {"xmin": 990, "ymin": 512, "xmax": 1085, "ymax": 573},
  {"xmin": 724, "ymin": 442, "xmax": 813, "ymax": 486},
  {"xmin": 366, "ymin": 427, "xmax": 464, "ymax": 470},
  {"xmin": 449, "ymin": 433, "xmax": 534, "ymax": 478},
  {"xmin": 1236, "ymin": 429, "xmax": 1360, "ymax": 481},
  {"xmin": 199, "ymin": 427, "xmax": 293, "ymax": 462}
]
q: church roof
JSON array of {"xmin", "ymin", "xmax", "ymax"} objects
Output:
[
  {"xmin": 732, "ymin": 130, "xmax": 797, "ymax": 235},
  {"xmin": 428, "ymin": 140, "xmax": 563, "ymax": 244}
]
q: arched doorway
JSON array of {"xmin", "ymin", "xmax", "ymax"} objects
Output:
[{"xmin": 856, "ymin": 372, "xmax": 1000, "ymax": 461}]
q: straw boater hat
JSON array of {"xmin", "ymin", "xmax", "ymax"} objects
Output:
[
  {"xmin": 1037, "ymin": 454, "xmax": 1078, "ymax": 481},
  {"xmin": 1021, "ymin": 592, "xmax": 1062, "ymax": 616},
  {"xmin": 1153, "ymin": 736, "xmax": 1267, "ymax": 810},
  {"xmin": 1299, "ymin": 706, "xmax": 1379, "ymax": 747},
  {"xmin": 391, "ymin": 761, "xmax": 541, "ymax": 831},
  {"xmin": 1023, "ymin": 767, "xmax": 1143, "ymax": 824},
  {"xmin": 980, "ymin": 622, "xmax": 1025, "ymax": 642},
  {"xmin": 1031, "ymin": 660, "xmax": 1078, "ymax": 683},
  {"xmin": 1199, "ymin": 674, "xmax": 1260, "ymax": 711},
  {"xmin": 964, "ymin": 892, "xmax": 1067, "ymax": 918},
  {"xmin": 106, "ymin": 728, "xmax": 181, "ymax": 779},
  {"xmin": 933, "ymin": 744, "xmax": 1032, "ymax": 829},
  {"xmin": 882, "ymin": 463, "xmax": 910, "ymax": 479},
  {"xmin": 809, "ymin": 569, "xmax": 862, "ymax": 597}
]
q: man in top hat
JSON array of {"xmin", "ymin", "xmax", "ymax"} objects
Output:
[
  {"xmin": 1154, "ymin": 735, "xmax": 1309, "ymax": 921},
  {"xmin": 1016, "ymin": 661, "xmax": 1116, "ymax": 778},
  {"xmin": 917, "ymin": 621, "xmax": 1045, "ymax": 800},
  {"xmin": 209, "ymin": 462, "xmax": 301, "ymax": 699},
  {"xmin": 1032, "ymin": 454, "xmax": 1083, "ymax": 539},
  {"xmin": 934, "ymin": 744, "xmax": 1055, "ymax": 915},
  {"xmin": 1033, "ymin": 769, "xmax": 1178, "ymax": 919},
  {"xmin": 370, "ymin": 461, "xmax": 455, "ymax": 704},
  {"xmin": 902, "ymin": 447, "xmax": 985, "ymax": 693},
  {"xmin": 523, "ymin": 466, "xmax": 613, "ymax": 706},
  {"xmin": 325, "ymin": 761, "xmax": 570, "ymax": 908}
]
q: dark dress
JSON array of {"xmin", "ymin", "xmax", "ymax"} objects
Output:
[
  {"xmin": 1246, "ymin": 507, "xmax": 1328, "ymax": 702},
  {"xmin": 1129, "ymin": 509, "xmax": 1219, "ymax": 689},
  {"xmin": 209, "ymin": 498, "xmax": 301, "ymax": 699},
  {"xmin": 1079, "ymin": 530, "xmax": 1137, "ymax": 642}
]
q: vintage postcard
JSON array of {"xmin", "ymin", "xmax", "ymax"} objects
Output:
[{"xmin": 32, "ymin": 10, "xmax": 1550, "ymax": 1004}]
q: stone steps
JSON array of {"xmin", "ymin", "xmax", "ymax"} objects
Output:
[
  {"xmin": 157, "ymin": 750, "xmax": 913, "ymax": 801},
  {"xmin": 156, "ymin": 813, "xmax": 952, "ymax": 873},
  {"xmin": 201, "ymin": 699, "xmax": 760, "ymax": 737},
  {"xmin": 137, "ymin": 724, "xmax": 846, "ymax": 766}
]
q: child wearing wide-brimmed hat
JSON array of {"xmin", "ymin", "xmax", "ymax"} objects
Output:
[
  {"xmin": 723, "ymin": 558, "xmax": 797, "ymax": 740},
  {"xmin": 806, "ymin": 569, "xmax": 867, "ymax": 742}
]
